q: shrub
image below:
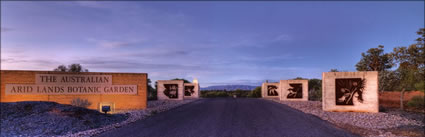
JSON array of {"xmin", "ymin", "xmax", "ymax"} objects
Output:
[
  {"xmin": 407, "ymin": 95, "xmax": 424, "ymax": 109},
  {"xmin": 248, "ymin": 87, "xmax": 262, "ymax": 98},
  {"xmin": 70, "ymin": 98, "xmax": 92, "ymax": 108},
  {"xmin": 201, "ymin": 90, "xmax": 231, "ymax": 98},
  {"xmin": 308, "ymin": 88, "xmax": 322, "ymax": 101}
]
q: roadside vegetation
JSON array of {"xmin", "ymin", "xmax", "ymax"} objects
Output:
[{"xmin": 201, "ymin": 89, "xmax": 260, "ymax": 98}]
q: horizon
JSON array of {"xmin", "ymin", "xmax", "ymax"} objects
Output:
[{"xmin": 1, "ymin": 1, "xmax": 424, "ymax": 88}]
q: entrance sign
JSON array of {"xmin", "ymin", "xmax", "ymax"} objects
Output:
[
  {"xmin": 261, "ymin": 82, "xmax": 280, "ymax": 98},
  {"xmin": 1, "ymin": 70, "xmax": 148, "ymax": 112},
  {"xmin": 6, "ymin": 74, "xmax": 136, "ymax": 95},
  {"xmin": 280, "ymin": 80, "xmax": 308, "ymax": 101},
  {"xmin": 322, "ymin": 71, "xmax": 378, "ymax": 113},
  {"xmin": 262, "ymin": 80, "xmax": 308, "ymax": 101}
]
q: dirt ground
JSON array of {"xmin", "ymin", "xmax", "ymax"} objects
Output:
[{"xmin": 379, "ymin": 91, "xmax": 424, "ymax": 111}]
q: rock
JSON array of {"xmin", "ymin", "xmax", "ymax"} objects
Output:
[{"xmin": 265, "ymin": 99, "xmax": 424, "ymax": 137}]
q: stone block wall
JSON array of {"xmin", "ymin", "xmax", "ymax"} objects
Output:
[
  {"xmin": 0, "ymin": 70, "xmax": 148, "ymax": 112},
  {"xmin": 183, "ymin": 83, "xmax": 200, "ymax": 99},
  {"xmin": 280, "ymin": 80, "xmax": 308, "ymax": 101},
  {"xmin": 157, "ymin": 80, "xmax": 184, "ymax": 100},
  {"xmin": 322, "ymin": 71, "xmax": 379, "ymax": 113},
  {"xmin": 261, "ymin": 82, "xmax": 280, "ymax": 98}
]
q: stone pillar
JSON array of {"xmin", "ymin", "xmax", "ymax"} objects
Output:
[
  {"xmin": 280, "ymin": 80, "xmax": 308, "ymax": 101},
  {"xmin": 322, "ymin": 71, "xmax": 379, "ymax": 113}
]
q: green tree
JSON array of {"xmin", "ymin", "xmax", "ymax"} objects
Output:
[
  {"xmin": 391, "ymin": 28, "xmax": 425, "ymax": 91},
  {"xmin": 293, "ymin": 77, "xmax": 307, "ymax": 80},
  {"xmin": 308, "ymin": 79, "xmax": 321, "ymax": 91},
  {"xmin": 249, "ymin": 86, "xmax": 262, "ymax": 98},
  {"xmin": 54, "ymin": 65, "xmax": 68, "ymax": 72},
  {"xmin": 54, "ymin": 64, "xmax": 89, "ymax": 72},
  {"xmin": 147, "ymin": 78, "xmax": 157, "ymax": 100},
  {"xmin": 355, "ymin": 45, "xmax": 393, "ymax": 71},
  {"xmin": 171, "ymin": 78, "xmax": 191, "ymax": 83},
  {"xmin": 308, "ymin": 79, "xmax": 322, "ymax": 101},
  {"xmin": 355, "ymin": 45, "xmax": 394, "ymax": 92},
  {"xmin": 330, "ymin": 69, "xmax": 339, "ymax": 72}
]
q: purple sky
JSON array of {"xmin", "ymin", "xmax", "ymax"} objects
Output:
[{"xmin": 1, "ymin": 1, "xmax": 424, "ymax": 87}]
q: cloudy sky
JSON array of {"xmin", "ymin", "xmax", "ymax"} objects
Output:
[{"xmin": 1, "ymin": 1, "xmax": 424, "ymax": 87}]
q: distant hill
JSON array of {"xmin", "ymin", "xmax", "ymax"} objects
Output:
[{"xmin": 201, "ymin": 85, "xmax": 259, "ymax": 91}]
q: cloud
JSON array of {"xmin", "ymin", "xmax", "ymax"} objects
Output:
[
  {"xmin": 1, "ymin": 27, "xmax": 14, "ymax": 32},
  {"xmin": 238, "ymin": 54, "xmax": 303, "ymax": 62},
  {"xmin": 99, "ymin": 41, "xmax": 131, "ymax": 48},
  {"xmin": 75, "ymin": 1, "xmax": 107, "ymax": 9},
  {"xmin": 74, "ymin": 57, "xmax": 202, "ymax": 70},
  {"xmin": 274, "ymin": 34, "xmax": 292, "ymax": 41},
  {"xmin": 1, "ymin": 57, "xmax": 60, "ymax": 70},
  {"xmin": 87, "ymin": 38, "xmax": 138, "ymax": 48},
  {"xmin": 124, "ymin": 50, "xmax": 190, "ymax": 58}
]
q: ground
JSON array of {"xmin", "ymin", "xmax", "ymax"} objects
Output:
[{"xmin": 96, "ymin": 98, "xmax": 358, "ymax": 137}]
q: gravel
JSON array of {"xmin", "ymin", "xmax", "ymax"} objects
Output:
[
  {"xmin": 60, "ymin": 99, "xmax": 197, "ymax": 137},
  {"xmin": 1, "ymin": 101, "xmax": 127, "ymax": 137},
  {"xmin": 266, "ymin": 99, "xmax": 424, "ymax": 137},
  {"xmin": 1, "ymin": 99, "xmax": 197, "ymax": 137}
]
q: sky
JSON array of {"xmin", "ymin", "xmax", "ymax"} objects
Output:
[{"xmin": 1, "ymin": 1, "xmax": 424, "ymax": 87}]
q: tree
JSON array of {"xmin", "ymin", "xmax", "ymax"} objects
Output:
[
  {"xmin": 330, "ymin": 69, "xmax": 339, "ymax": 72},
  {"xmin": 355, "ymin": 45, "xmax": 393, "ymax": 71},
  {"xmin": 355, "ymin": 45, "xmax": 394, "ymax": 92},
  {"xmin": 293, "ymin": 77, "xmax": 307, "ymax": 80},
  {"xmin": 171, "ymin": 78, "xmax": 191, "ymax": 83},
  {"xmin": 54, "ymin": 65, "xmax": 68, "ymax": 72},
  {"xmin": 249, "ymin": 86, "xmax": 262, "ymax": 98},
  {"xmin": 308, "ymin": 79, "xmax": 322, "ymax": 101},
  {"xmin": 147, "ymin": 78, "xmax": 157, "ymax": 100},
  {"xmin": 54, "ymin": 64, "xmax": 89, "ymax": 72},
  {"xmin": 308, "ymin": 79, "xmax": 321, "ymax": 92},
  {"xmin": 391, "ymin": 28, "xmax": 425, "ymax": 92}
]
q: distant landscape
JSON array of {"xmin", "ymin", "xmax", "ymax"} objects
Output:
[{"xmin": 201, "ymin": 85, "xmax": 259, "ymax": 91}]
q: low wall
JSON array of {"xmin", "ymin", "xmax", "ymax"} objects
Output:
[
  {"xmin": 184, "ymin": 83, "xmax": 200, "ymax": 98},
  {"xmin": 322, "ymin": 71, "xmax": 379, "ymax": 113},
  {"xmin": 157, "ymin": 80, "xmax": 184, "ymax": 100},
  {"xmin": 261, "ymin": 83, "xmax": 280, "ymax": 98},
  {"xmin": 0, "ymin": 70, "xmax": 148, "ymax": 112},
  {"xmin": 379, "ymin": 91, "xmax": 424, "ymax": 108},
  {"xmin": 280, "ymin": 80, "xmax": 308, "ymax": 101}
]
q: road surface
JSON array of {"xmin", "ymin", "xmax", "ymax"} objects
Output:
[{"xmin": 97, "ymin": 98, "xmax": 358, "ymax": 137}]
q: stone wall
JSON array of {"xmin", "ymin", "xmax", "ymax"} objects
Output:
[
  {"xmin": 0, "ymin": 70, "xmax": 148, "ymax": 112},
  {"xmin": 156, "ymin": 80, "xmax": 184, "ymax": 100},
  {"xmin": 183, "ymin": 83, "xmax": 200, "ymax": 99},
  {"xmin": 280, "ymin": 80, "xmax": 308, "ymax": 101},
  {"xmin": 322, "ymin": 71, "xmax": 379, "ymax": 113},
  {"xmin": 261, "ymin": 82, "xmax": 280, "ymax": 99}
]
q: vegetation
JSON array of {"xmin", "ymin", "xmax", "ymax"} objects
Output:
[
  {"xmin": 147, "ymin": 79, "xmax": 157, "ymax": 100},
  {"xmin": 54, "ymin": 64, "xmax": 89, "ymax": 72},
  {"xmin": 201, "ymin": 89, "xmax": 257, "ymax": 98},
  {"xmin": 171, "ymin": 78, "xmax": 191, "ymax": 83},
  {"xmin": 407, "ymin": 95, "xmax": 424, "ymax": 109},
  {"xmin": 248, "ymin": 86, "xmax": 262, "ymax": 98},
  {"xmin": 356, "ymin": 28, "xmax": 424, "ymax": 92},
  {"xmin": 329, "ymin": 69, "xmax": 339, "ymax": 72},
  {"xmin": 70, "ymin": 98, "xmax": 92, "ymax": 108},
  {"xmin": 201, "ymin": 90, "xmax": 231, "ymax": 98},
  {"xmin": 308, "ymin": 78, "xmax": 322, "ymax": 101}
]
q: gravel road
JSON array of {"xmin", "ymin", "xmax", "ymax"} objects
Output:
[{"xmin": 96, "ymin": 98, "xmax": 359, "ymax": 137}]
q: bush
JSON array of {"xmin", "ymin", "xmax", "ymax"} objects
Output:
[
  {"xmin": 233, "ymin": 89, "xmax": 250, "ymax": 97},
  {"xmin": 201, "ymin": 90, "xmax": 231, "ymax": 98},
  {"xmin": 407, "ymin": 95, "xmax": 424, "ymax": 109},
  {"xmin": 70, "ymin": 98, "xmax": 92, "ymax": 108},
  {"xmin": 248, "ymin": 87, "xmax": 262, "ymax": 98},
  {"xmin": 309, "ymin": 88, "xmax": 322, "ymax": 101}
]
